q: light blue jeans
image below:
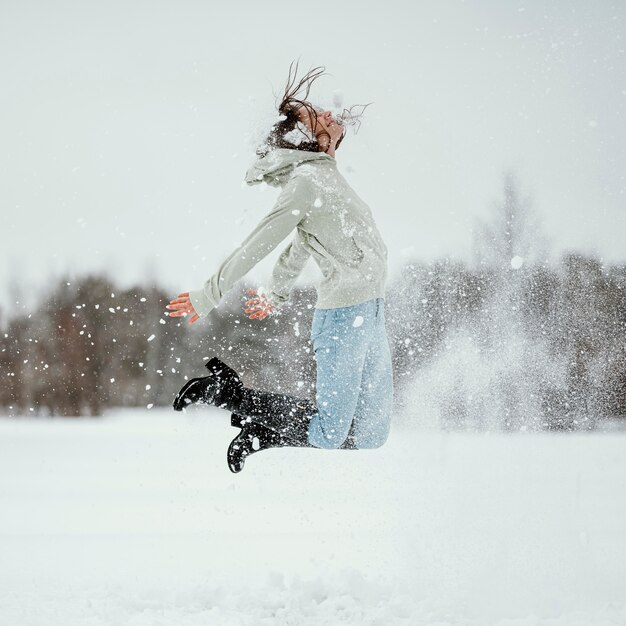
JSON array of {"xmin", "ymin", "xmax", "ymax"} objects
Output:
[{"xmin": 307, "ymin": 297, "xmax": 393, "ymax": 449}]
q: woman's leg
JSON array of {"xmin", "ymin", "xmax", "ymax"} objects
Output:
[
  {"xmin": 307, "ymin": 300, "xmax": 377, "ymax": 449},
  {"xmin": 350, "ymin": 299, "xmax": 393, "ymax": 448},
  {"xmin": 174, "ymin": 302, "xmax": 383, "ymax": 452}
]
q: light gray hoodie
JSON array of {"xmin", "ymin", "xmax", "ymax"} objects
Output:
[{"xmin": 188, "ymin": 148, "xmax": 388, "ymax": 319}]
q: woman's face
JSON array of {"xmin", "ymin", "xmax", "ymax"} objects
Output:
[{"xmin": 297, "ymin": 105, "xmax": 345, "ymax": 148}]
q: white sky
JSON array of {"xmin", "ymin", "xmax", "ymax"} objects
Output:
[{"xmin": 1, "ymin": 0, "xmax": 625, "ymax": 310}]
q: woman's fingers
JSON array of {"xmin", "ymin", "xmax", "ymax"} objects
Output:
[
  {"xmin": 165, "ymin": 304, "xmax": 186, "ymax": 315},
  {"xmin": 242, "ymin": 289, "xmax": 273, "ymax": 320},
  {"xmin": 164, "ymin": 292, "xmax": 200, "ymax": 321},
  {"xmin": 244, "ymin": 297, "xmax": 266, "ymax": 309},
  {"xmin": 247, "ymin": 305, "xmax": 273, "ymax": 320}
]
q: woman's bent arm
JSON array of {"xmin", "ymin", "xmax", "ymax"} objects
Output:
[
  {"xmin": 260, "ymin": 231, "xmax": 311, "ymax": 310},
  {"xmin": 188, "ymin": 175, "xmax": 307, "ymax": 319}
]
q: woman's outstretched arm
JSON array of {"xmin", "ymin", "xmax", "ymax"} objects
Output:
[{"xmin": 184, "ymin": 173, "xmax": 310, "ymax": 320}]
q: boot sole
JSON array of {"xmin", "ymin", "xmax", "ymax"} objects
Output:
[
  {"xmin": 172, "ymin": 378, "xmax": 208, "ymax": 411},
  {"xmin": 227, "ymin": 434, "xmax": 249, "ymax": 473}
]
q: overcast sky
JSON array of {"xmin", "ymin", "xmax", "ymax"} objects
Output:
[{"xmin": 1, "ymin": 0, "xmax": 625, "ymax": 311}]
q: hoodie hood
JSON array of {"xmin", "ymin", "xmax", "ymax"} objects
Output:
[{"xmin": 244, "ymin": 148, "xmax": 334, "ymax": 188}]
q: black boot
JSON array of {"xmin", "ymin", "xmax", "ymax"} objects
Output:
[
  {"xmin": 176, "ymin": 357, "xmax": 315, "ymax": 443},
  {"xmin": 227, "ymin": 411, "xmax": 321, "ymax": 473},
  {"xmin": 172, "ymin": 356, "xmax": 243, "ymax": 412},
  {"xmin": 176, "ymin": 357, "xmax": 355, "ymax": 473},
  {"xmin": 227, "ymin": 411, "xmax": 359, "ymax": 474},
  {"xmin": 204, "ymin": 357, "xmax": 360, "ymax": 451},
  {"xmin": 227, "ymin": 414, "xmax": 285, "ymax": 473}
]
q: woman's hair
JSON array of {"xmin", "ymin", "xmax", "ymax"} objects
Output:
[{"xmin": 256, "ymin": 60, "xmax": 372, "ymax": 158}]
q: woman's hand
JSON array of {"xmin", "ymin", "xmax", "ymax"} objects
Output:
[
  {"xmin": 244, "ymin": 289, "xmax": 275, "ymax": 320},
  {"xmin": 166, "ymin": 292, "xmax": 200, "ymax": 325}
]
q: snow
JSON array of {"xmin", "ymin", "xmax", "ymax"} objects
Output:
[
  {"xmin": 282, "ymin": 122, "xmax": 314, "ymax": 147},
  {"xmin": 510, "ymin": 255, "xmax": 524, "ymax": 269},
  {"xmin": 0, "ymin": 409, "xmax": 625, "ymax": 625}
]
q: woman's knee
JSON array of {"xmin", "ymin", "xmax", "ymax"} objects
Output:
[
  {"xmin": 314, "ymin": 436, "xmax": 346, "ymax": 449},
  {"xmin": 307, "ymin": 416, "xmax": 352, "ymax": 449},
  {"xmin": 352, "ymin": 421, "xmax": 391, "ymax": 449},
  {"xmin": 356, "ymin": 432, "xmax": 389, "ymax": 449}
]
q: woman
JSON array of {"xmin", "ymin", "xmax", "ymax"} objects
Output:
[{"xmin": 167, "ymin": 62, "xmax": 393, "ymax": 473}]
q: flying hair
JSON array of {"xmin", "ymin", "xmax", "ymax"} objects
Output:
[{"xmin": 256, "ymin": 59, "xmax": 372, "ymax": 157}]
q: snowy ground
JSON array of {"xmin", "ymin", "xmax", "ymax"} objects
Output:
[{"xmin": 0, "ymin": 408, "xmax": 625, "ymax": 626}]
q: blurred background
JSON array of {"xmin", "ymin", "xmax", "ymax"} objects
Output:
[
  {"xmin": 0, "ymin": 1, "xmax": 626, "ymax": 430},
  {"xmin": 1, "ymin": 0, "xmax": 624, "ymax": 427},
  {"xmin": 1, "ymin": 2, "xmax": 626, "ymax": 624}
]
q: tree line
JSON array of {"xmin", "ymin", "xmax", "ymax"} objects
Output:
[{"xmin": 1, "ymin": 171, "xmax": 624, "ymax": 429}]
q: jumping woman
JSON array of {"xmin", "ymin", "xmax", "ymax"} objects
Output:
[{"xmin": 167, "ymin": 62, "xmax": 393, "ymax": 473}]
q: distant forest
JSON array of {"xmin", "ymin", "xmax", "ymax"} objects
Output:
[{"xmin": 1, "ymin": 171, "xmax": 624, "ymax": 429}]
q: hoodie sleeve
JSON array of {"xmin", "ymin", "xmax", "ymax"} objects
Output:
[
  {"xmin": 188, "ymin": 173, "xmax": 308, "ymax": 319},
  {"xmin": 258, "ymin": 230, "xmax": 311, "ymax": 311}
]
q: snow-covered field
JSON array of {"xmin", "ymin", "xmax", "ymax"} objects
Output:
[{"xmin": 0, "ymin": 408, "xmax": 625, "ymax": 625}]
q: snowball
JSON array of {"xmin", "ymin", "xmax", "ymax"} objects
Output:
[
  {"xmin": 282, "ymin": 121, "xmax": 314, "ymax": 146},
  {"xmin": 511, "ymin": 256, "xmax": 524, "ymax": 269},
  {"xmin": 314, "ymin": 198, "xmax": 323, "ymax": 207},
  {"xmin": 352, "ymin": 315, "xmax": 364, "ymax": 328}
]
